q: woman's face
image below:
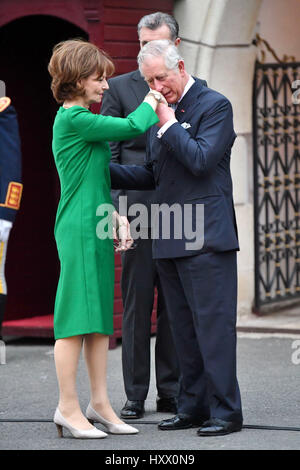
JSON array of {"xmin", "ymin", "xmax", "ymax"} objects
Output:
[{"xmin": 79, "ymin": 71, "xmax": 109, "ymax": 105}]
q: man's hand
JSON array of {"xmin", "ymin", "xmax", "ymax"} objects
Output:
[{"xmin": 156, "ymin": 103, "xmax": 175, "ymax": 128}]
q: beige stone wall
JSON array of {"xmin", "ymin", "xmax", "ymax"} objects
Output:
[{"xmin": 257, "ymin": 0, "xmax": 300, "ymax": 62}]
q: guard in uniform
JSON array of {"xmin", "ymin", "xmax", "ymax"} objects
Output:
[{"xmin": 0, "ymin": 97, "xmax": 23, "ymax": 339}]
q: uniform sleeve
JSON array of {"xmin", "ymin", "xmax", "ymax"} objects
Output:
[{"xmin": 69, "ymin": 102, "xmax": 158, "ymax": 143}]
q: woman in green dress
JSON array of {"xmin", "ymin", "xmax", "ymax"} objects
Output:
[{"xmin": 48, "ymin": 39, "xmax": 164, "ymax": 439}]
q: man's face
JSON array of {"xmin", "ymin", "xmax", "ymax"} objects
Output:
[
  {"xmin": 139, "ymin": 24, "xmax": 175, "ymax": 48},
  {"xmin": 141, "ymin": 56, "xmax": 186, "ymax": 104}
]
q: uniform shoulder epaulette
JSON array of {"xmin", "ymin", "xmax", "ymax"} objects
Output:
[
  {"xmin": 0, "ymin": 97, "xmax": 11, "ymax": 113},
  {"xmin": 0, "ymin": 182, "xmax": 23, "ymax": 210}
]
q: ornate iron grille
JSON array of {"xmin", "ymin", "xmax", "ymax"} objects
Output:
[{"xmin": 253, "ymin": 60, "xmax": 300, "ymax": 310}]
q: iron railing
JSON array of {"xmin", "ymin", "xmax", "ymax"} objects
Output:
[{"xmin": 253, "ymin": 60, "xmax": 300, "ymax": 310}]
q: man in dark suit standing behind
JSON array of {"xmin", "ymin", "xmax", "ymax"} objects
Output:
[
  {"xmin": 101, "ymin": 13, "xmax": 182, "ymax": 419},
  {"xmin": 109, "ymin": 39, "xmax": 243, "ymax": 436}
]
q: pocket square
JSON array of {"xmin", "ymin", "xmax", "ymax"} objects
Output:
[{"xmin": 181, "ymin": 122, "xmax": 191, "ymax": 129}]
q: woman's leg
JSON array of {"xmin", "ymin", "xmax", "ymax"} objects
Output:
[
  {"xmin": 54, "ymin": 335, "xmax": 93, "ymax": 429},
  {"xmin": 84, "ymin": 333, "xmax": 123, "ymax": 423}
]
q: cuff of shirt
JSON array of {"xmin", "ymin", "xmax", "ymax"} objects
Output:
[{"xmin": 156, "ymin": 118, "xmax": 178, "ymax": 139}]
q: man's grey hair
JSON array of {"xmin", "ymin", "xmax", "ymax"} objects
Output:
[
  {"xmin": 138, "ymin": 39, "xmax": 183, "ymax": 75},
  {"xmin": 137, "ymin": 12, "xmax": 179, "ymax": 42}
]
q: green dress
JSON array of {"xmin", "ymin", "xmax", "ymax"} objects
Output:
[{"xmin": 52, "ymin": 102, "xmax": 158, "ymax": 339}]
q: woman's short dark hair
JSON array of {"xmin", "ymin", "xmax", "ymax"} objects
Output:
[{"xmin": 48, "ymin": 39, "xmax": 115, "ymax": 103}]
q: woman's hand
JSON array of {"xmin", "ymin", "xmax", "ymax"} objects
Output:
[
  {"xmin": 113, "ymin": 212, "xmax": 134, "ymax": 252},
  {"xmin": 143, "ymin": 90, "xmax": 168, "ymax": 110}
]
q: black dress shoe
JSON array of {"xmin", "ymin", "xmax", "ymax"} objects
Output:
[
  {"xmin": 158, "ymin": 414, "xmax": 204, "ymax": 431},
  {"xmin": 120, "ymin": 400, "xmax": 145, "ymax": 419},
  {"xmin": 197, "ymin": 418, "xmax": 242, "ymax": 436},
  {"xmin": 156, "ymin": 396, "xmax": 178, "ymax": 414}
]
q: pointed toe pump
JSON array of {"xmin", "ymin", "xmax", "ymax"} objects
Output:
[
  {"xmin": 54, "ymin": 408, "xmax": 108, "ymax": 439},
  {"xmin": 86, "ymin": 403, "xmax": 139, "ymax": 434}
]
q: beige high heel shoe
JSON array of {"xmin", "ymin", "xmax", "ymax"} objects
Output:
[
  {"xmin": 54, "ymin": 408, "xmax": 108, "ymax": 439},
  {"xmin": 86, "ymin": 403, "xmax": 139, "ymax": 434}
]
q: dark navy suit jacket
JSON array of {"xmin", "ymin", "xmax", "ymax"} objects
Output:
[{"xmin": 110, "ymin": 78, "xmax": 239, "ymax": 259}]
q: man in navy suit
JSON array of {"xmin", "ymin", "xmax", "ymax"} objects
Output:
[{"xmin": 110, "ymin": 39, "xmax": 243, "ymax": 436}]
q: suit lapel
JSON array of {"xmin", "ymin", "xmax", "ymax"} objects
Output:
[
  {"xmin": 130, "ymin": 69, "xmax": 149, "ymax": 105},
  {"xmin": 175, "ymin": 78, "xmax": 202, "ymax": 122},
  {"xmin": 154, "ymin": 78, "xmax": 204, "ymax": 180}
]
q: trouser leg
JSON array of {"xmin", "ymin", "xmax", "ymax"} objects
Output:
[
  {"xmin": 156, "ymin": 258, "xmax": 210, "ymax": 419},
  {"xmin": 154, "ymin": 272, "xmax": 180, "ymax": 398},
  {"xmin": 175, "ymin": 251, "xmax": 243, "ymax": 423},
  {"xmin": 121, "ymin": 233, "xmax": 180, "ymax": 400},
  {"xmin": 121, "ymin": 236, "xmax": 155, "ymax": 400}
]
